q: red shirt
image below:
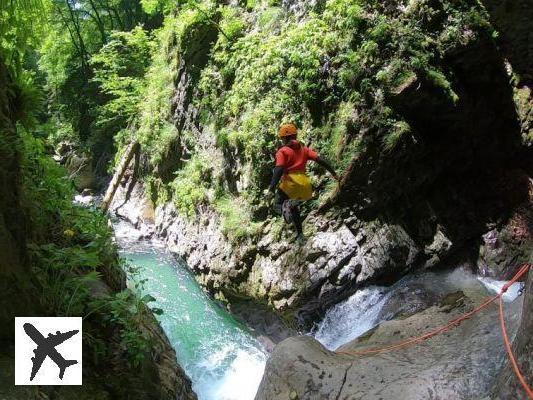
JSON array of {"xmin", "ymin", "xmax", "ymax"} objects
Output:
[{"xmin": 275, "ymin": 140, "xmax": 318, "ymax": 173}]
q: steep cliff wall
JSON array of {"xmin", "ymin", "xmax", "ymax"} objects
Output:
[
  {"xmin": 0, "ymin": 59, "xmax": 195, "ymax": 400},
  {"xmin": 103, "ymin": 0, "xmax": 533, "ymax": 397},
  {"xmin": 112, "ymin": 0, "xmax": 532, "ymax": 331}
]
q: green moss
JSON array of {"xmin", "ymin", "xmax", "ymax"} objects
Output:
[
  {"xmin": 170, "ymin": 154, "xmax": 212, "ymax": 217},
  {"xmin": 382, "ymin": 120, "xmax": 411, "ymax": 153},
  {"xmin": 257, "ymin": 7, "xmax": 283, "ymax": 31},
  {"xmin": 215, "ymin": 196, "xmax": 262, "ymax": 243},
  {"xmin": 135, "ymin": 5, "xmax": 218, "ymax": 165},
  {"xmin": 122, "ymin": 0, "xmax": 494, "ymax": 223},
  {"xmin": 220, "ymin": 6, "xmax": 247, "ymax": 41}
]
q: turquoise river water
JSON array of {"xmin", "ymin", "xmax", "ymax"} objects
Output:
[
  {"xmin": 119, "ymin": 243, "xmax": 267, "ymax": 400},
  {"xmin": 113, "ymin": 220, "xmax": 524, "ymax": 400}
]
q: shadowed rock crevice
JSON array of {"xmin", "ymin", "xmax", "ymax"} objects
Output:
[{"xmin": 334, "ymin": 31, "xmax": 529, "ymax": 274}]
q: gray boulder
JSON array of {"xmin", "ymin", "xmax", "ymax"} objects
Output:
[{"xmin": 256, "ymin": 287, "xmax": 523, "ymax": 400}]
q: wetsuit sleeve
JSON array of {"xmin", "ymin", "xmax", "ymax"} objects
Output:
[
  {"xmin": 269, "ymin": 149, "xmax": 286, "ymax": 191},
  {"xmin": 268, "ymin": 166, "xmax": 284, "ymax": 192},
  {"xmin": 314, "ymin": 157, "xmax": 337, "ymax": 177}
]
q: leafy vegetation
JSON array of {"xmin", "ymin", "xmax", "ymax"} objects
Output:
[
  {"xmin": 108, "ymin": 0, "xmax": 494, "ymax": 238},
  {"xmin": 2, "ymin": 0, "xmax": 508, "ymax": 243},
  {"xmin": 215, "ymin": 196, "xmax": 262, "ymax": 243},
  {"xmin": 20, "ymin": 130, "xmax": 152, "ymax": 368},
  {"xmin": 170, "ymin": 153, "xmax": 212, "ymax": 216}
]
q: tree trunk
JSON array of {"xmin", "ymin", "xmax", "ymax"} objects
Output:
[{"xmin": 101, "ymin": 141, "xmax": 140, "ymax": 212}]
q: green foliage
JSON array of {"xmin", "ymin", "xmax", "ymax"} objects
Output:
[
  {"xmin": 257, "ymin": 6, "xmax": 282, "ymax": 31},
  {"xmin": 0, "ymin": 0, "xmax": 45, "ymax": 74},
  {"xmin": 20, "ymin": 130, "xmax": 73, "ymax": 239},
  {"xmin": 91, "ymin": 27, "xmax": 153, "ymax": 157},
  {"xmin": 215, "ymin": 196, "xmax": 261, "ymax": 242},
  {"xmin": 124, "ymin": 0, "xmax": 495, "ymax": 223},
  {"xmin": 35, "ymin": 0, "xmax": 156, "ymax": 169},
  {"xmin": 382, "ymin": 120, "xmax": 411, "ymax": 153},
  {"xmin": 144, "ymin": 175, "xmax": 171, "ymax": 205},
  {"xmin": 198, "ymin": 15, "xmax": 332, "ymax": 193},
  {"xmin": 219, "ymin": 5, "xmax": 246, "ymax": 41},
  {"xmin": 10, "ymin": 70, "xmax": 44, "ymax": 128},
  {"xmin": 169, "ymin": 154, "xmax": 212, "ymax": 216},
  {"xmin": 19, "ymin": 130, "xmax": 151, "ymax": 369},
  {"xmin": 135, "ymin": 5, "xmax": 217, "ymax": 165},
  {"xmin": 91, "ymin": 289, "xmax": 152, "ymax": 368},
  {"xmin": 11, "ymin": 0, "xmax": 495, "ymax": 236}
]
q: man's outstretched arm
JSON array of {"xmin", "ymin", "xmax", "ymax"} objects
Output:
[{"xmin": 314, "ymin": 157, "xmax": 339, "ymax": 180}]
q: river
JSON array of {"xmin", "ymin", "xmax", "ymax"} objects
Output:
[
  {"xmin": 115, "ymin": 223, "xmax": 267, "ymax": 400},
  {"xmin": 113, "ymin": 220, "xmax": 524, "ymax": 400}
]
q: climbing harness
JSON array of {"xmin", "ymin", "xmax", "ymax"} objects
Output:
[{"xmin": 336, "ymin": 263, "xmax": 533, "ymax": 399}]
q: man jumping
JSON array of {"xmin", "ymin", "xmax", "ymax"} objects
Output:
[{"xmin": 265, "ymin": 123, "xmax": 338, "ymax": 241}]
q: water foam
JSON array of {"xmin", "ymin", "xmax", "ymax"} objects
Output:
[
  {"xmin": 120, "ymin": 247, "xmax": 267, "ymax": 400},
  {"xmin": 313, "ymin": 286, "xmax": 390, "ymax": 350},
  {"xmin": 195, "ymin": 346, "xmax": 266, "ymax": 400},
  {"xmin": 312, "ymin": 268, "xmax": 525, "ymax": 351},
  {"xmin": 477, "ymin": 277, "xmax": 523, "ymax": 302}
]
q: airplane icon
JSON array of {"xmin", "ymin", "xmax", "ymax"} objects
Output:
[{"xmin": 23, "ymin": 322, "xmax": 79, "ymax": 381}]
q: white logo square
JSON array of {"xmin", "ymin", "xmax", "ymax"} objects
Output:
[{"xmin": 15, "ymin": 317, "xmax": 82, "ymax": 385}]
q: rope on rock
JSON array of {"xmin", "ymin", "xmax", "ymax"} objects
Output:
[
  {"xmin": 498, "ymin": 265, "xmax": 533, "ymax": 399},
  {"xmin": 336, "ymin": 263, "xmax": 532, "ymax": 399}
]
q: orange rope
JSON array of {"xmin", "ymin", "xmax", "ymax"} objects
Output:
[
  {"xmin": 498, "ymin": 282, "xmax": 533, "ymax": 399},
  {"xmin": 336, "ymin": 264, "xmax": 532, "ymax": 397}
]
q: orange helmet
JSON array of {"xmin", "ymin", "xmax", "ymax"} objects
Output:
[{"xmin": 278, "ymin": 123, "xmax": 298, "ymax": 138}]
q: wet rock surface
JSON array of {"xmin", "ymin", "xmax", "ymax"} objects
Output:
[
  {"xmin": 111, "ymin": 181, "xmax": 428, "ymax": 327},
  {"xmin": 477, "ymin": 204, "xmax": 533, "ymax": 279},
  {"xmin": 256, "ymin": 282, "xmax": 524, "ymax": 400},
  {"xmin": 64, "ymin": 153, "xmax": 96, "ymax": 191},
  {"xmin": 110, "ymin": 177, "xmax": 532, "ymax": 333},
  {"xmin": 228, "ymin": 300, "xmax": 296, "ymax": 345},
  {"xmin": 492, "ymin": 267, "xmax": 533, "ymax": 399}
]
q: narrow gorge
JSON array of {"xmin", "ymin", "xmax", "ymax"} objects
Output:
[{"xmin": 1, "ymin": 0, "xmax": 532, "ymax": 398}]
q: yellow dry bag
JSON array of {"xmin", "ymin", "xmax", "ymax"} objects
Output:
[{"xmin": 279, "ymin": 172, "xmax": 313, "ymax": 201}]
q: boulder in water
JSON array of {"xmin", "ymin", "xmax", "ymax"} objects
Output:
[{"xmin": 256, "ymin": 286, "xmax": 523, "ymax": 400}]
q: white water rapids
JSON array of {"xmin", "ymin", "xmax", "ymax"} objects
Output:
[
  {"xmin": 313, "ymin": 268, "xmax": 523, "ymax": 351},
  {"xmin": 116, "ymin": 217, "xmax": 524, "ymax": 398}
]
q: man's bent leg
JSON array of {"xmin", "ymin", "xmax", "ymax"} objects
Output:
[{"xmin": 292, "ymin": 203, "xmax": 303, "ymax": 235}]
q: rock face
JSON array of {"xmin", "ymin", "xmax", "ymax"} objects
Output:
[
  {"xmin": 103, "ymin": 0, "xmax": 533, "ymax": 395},
  {"xmin": 256, "ymin": 280, "xmax": 524, "ymax": 400},
  {"xmin": 133, "ymin": 305, "xmax": 197, "ymax": 400},
  {"xmin": 477, "ymin": 205, "xmax": 533, "ymax": 279},
  {"xmin": 492, "ymin": 266, "xmax": 533, "ymax": 399},
  {"xmin": 112, "ymin": 180, "xmax": 428, "ymax": 327},
  {"xmin": 480, "ymin": 0, "xmax": 533, "ymax": 84},
  {"xmin": 103, "ymin": 0, "xmax": 532, "ymax": 396},
  {"xmin": 108, "ymin": 0, "xmax": 532, "ymax": 329},
  {"xmin": 64, "ymin": 152, "xmax": 97, "ymax": 191},
  {"xmin": 111, "ymin": 173, "xmax": 531, "ymax": 332}
]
